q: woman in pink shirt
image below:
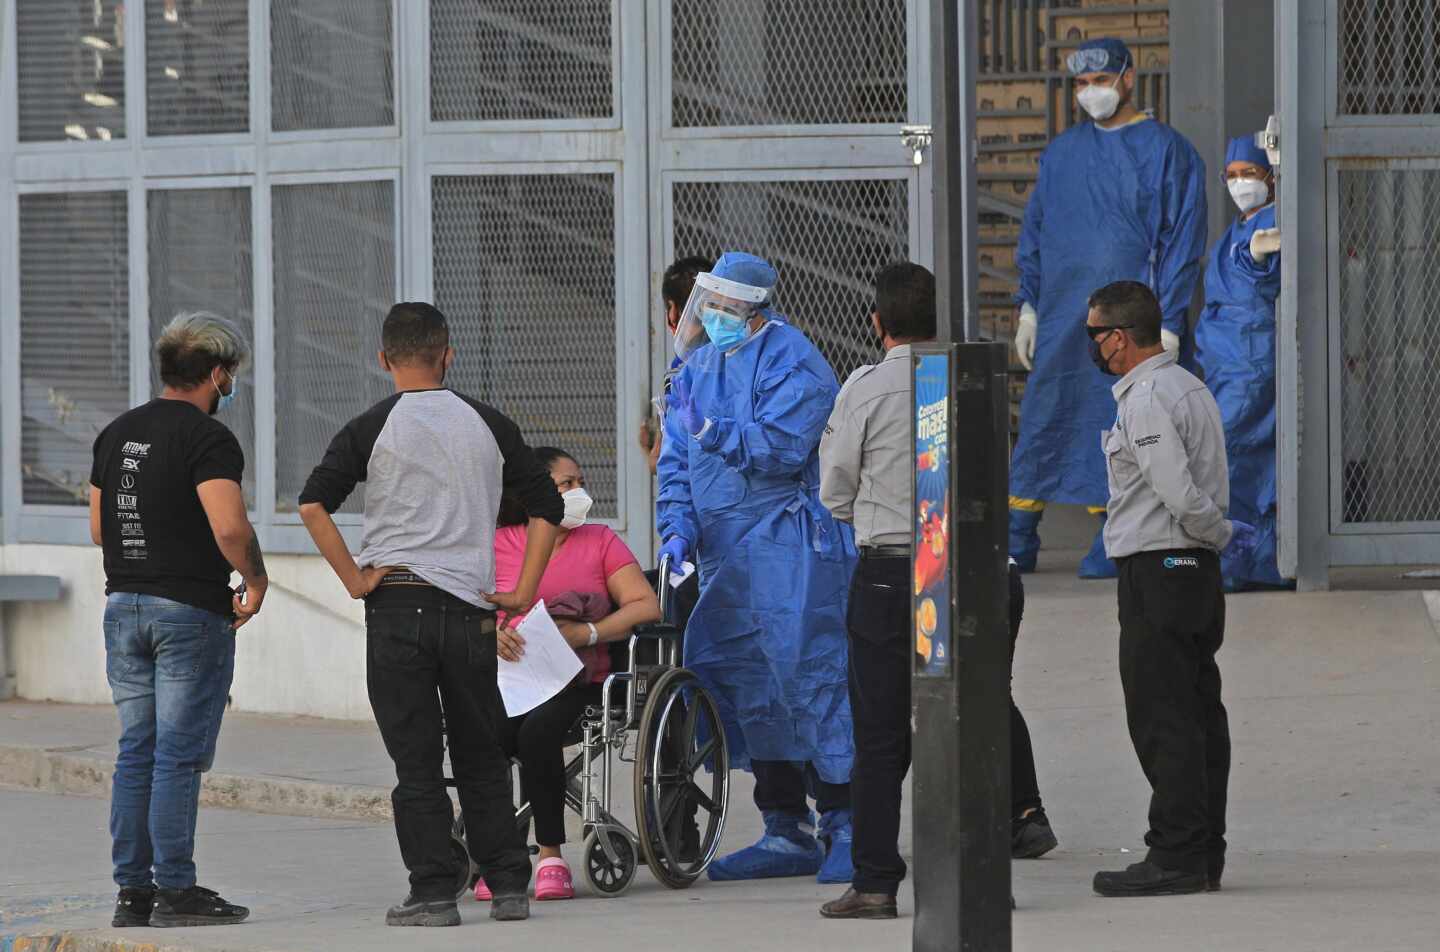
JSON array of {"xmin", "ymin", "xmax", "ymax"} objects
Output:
[{"xmin": 481, "ymin": 447, "xmax": 660, "ymax": 902}]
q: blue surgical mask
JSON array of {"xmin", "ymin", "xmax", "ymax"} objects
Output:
[
  {"xmin": 700, "ymin": 306, "xmax": 749, "ymax": 351},
  {"xmin": 213, "ymin": 369, "xmax": 238, "ymax": 414}
]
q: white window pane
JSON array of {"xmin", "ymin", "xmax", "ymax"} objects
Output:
[
  {"xmin": 146, "ymin": 0, "xmax": 250, "ymax": 136},
  {"xmin": 430, "ymin": 0, "xmax": 613, "ymax": 122},
  {"xmin": 148, "ymin": 188, "xmax": 256, "ymax": 509},
  {"xmin": 432, "ymin": 173, "xmax": 618, "ymax": 517},
  {"xmin": 20, "ymin": 192, "xmax": 131, "ymax": 506},
  {"xmin": 273, "ymin": 181, "xmax": 395, "ymax": 514},
  {"xmin": 16, "ymin": 0, "xmax": 127, "ymax": 143},
  {"xmin": 271, "ymin": 0, "xmax": 394, "ymax": 132}
]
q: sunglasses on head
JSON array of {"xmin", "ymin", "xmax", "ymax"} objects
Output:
[{"xmin": 1085, "ymin": 323, "xmax": 1132, "ymax": 340}]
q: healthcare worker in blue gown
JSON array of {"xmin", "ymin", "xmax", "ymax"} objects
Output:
[
  {"xmin": 1197, "ymin": 137, "xmax": 1287, "ymax": 591},
  {"xmin": 657, "ymin": 252, "xmax": 857, "ymax": 884},
  {"xmin": 1009, "ymin": 37, "xmax": 1208, "ymax": 577}
]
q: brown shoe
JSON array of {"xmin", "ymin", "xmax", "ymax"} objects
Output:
[{"xmin": 819, "ymin": 888, "xmax": 897, "ymax": 920}]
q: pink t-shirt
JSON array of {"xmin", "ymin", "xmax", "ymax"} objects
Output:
[{"xmin": 493, "ymin": 523, "xmax": 640, "ymax": 684}]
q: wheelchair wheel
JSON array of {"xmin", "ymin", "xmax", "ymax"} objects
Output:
[
  {"xmin": 450, "ymin": 815, "xmax": 479, "ymax": 900},
  {"xmin": 581, "ymin": 829, "xmax": 637, "ymax": 897},
  {"xmin": 634, "ymin": 667, "xmax": 730, "ymax": 889}
]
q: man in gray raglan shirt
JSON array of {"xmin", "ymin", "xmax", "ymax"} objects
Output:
[
  {"xmin": 299, "ymin": 303, "xmax": 564, "ymax": 926},
  {"xmin": 1084, "ymin": 281, "xmax": 1257, "ymax": 899}
]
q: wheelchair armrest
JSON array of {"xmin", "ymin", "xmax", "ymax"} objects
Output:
[{"xmin": 631, "ymin": 622, "xmax": 682, "ymax": 642}]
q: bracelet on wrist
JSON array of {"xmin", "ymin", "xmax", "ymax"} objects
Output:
[{"xmin": 586, "ymin": 623, "xmax": 599, "ymax": 647}]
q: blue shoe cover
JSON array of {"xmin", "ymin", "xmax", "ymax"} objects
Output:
[
  {"xmin": 1009, "ymin": 509, "xmax": 1042, "ymax": 573},
  {"xmin": 816, "ymin": 810, "xmax": 854, "ymax": 884},
  {"xmin": 707, "ymin": 811, "xmax": 823, "ymax": 881},
  {"xmin": 1079, "ymin": 517, "xmax": 1117, "ymax": 579}
]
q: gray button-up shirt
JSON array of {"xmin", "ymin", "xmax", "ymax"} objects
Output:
[
  {"xmin": 1103, "ymin": 350, "xmax": 1234, "ymax": 559},
  {"xmin": 820, "ymin": 344, "xmax": 913, "ymax": 547}
]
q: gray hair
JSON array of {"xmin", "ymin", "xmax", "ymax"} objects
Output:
[{"xmin": 155, "ymin": 311, "xmax": 252, "ymax": 388}]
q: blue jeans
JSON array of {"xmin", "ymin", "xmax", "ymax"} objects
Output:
[{"xmin": 104, "ymin": 593, "xmax": 236, "ymax": 889}]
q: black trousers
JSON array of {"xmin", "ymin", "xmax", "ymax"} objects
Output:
[
  {"xmin": 365, "ymin": 585, "xmax": 530, "ymax": 899},
  {"xmin": 848, "ymin": 555, "xmax": 1040, "ymax": 895},
  {"xmin": 752, "ymin": 760, "xmax": 851, "ymax": 816},
  {"xmin": 1116, "ymin": 549, "xmax": 1230, "ymax": 874},
  {"xmin": 504, "ymin": 683, "xmax": 602, "ymax": 847}
]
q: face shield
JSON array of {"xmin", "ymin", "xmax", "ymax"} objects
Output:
[{"xmin": 672, "ymin": 271, "xmax": 770, "ymax": 363}]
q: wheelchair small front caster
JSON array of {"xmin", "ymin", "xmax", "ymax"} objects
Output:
[{"xmin": 582, "ymin": 829, "xmax": 637, "ymax": 897}]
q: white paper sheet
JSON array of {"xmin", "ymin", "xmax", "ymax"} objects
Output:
[
  {"xmin": 497, "ymin": 600, "xmax": 585, "ymax": 717},
  {"xmin": 669, "ymin": 560, "xmax": 697, "ymax": 588}
]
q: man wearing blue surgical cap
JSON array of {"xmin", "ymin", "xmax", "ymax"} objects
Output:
[
  {"xmin": 1009, "ymin": 37, "xmax": 1209, "ymax": 578},
  {"xmin": 657, "ymin": 251, "xmax": 857, "ymax": 883},
  {"xmin": 1196, "ymin": 137, "xmax": 1286, "ymax": 590}
]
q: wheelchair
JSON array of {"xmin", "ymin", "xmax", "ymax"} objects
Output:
[{"xmin": 448, "ymin": 556, "xmax": 730, "ymax": 897}]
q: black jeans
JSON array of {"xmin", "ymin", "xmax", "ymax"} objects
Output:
[
  {"xmin": 504, "ymin": 683, "xmax": 602, "ymax": 847},
  {"xmin": 1116, "ymin": 549, "xmax": 1230, "ymax": 874},
  {"xmin": 848, "ymin": 556, "xmax": 1041, "ymax": 895},
  {"xmin": 365, "ymin": 585, "xmax": 530, "ymax": 900},
  {"xmin": 751, "ymin": 761, "xmax": 851, "ymax": 816}
]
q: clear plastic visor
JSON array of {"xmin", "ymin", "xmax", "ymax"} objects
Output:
[{"xmin": 672, "ymin": 271, "xmax": 769, "ymax": 363}]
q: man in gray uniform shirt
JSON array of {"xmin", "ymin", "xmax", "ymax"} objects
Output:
[
  {"xmin": 1085, "ymin": 281, "xmax": 1257, "ymax": 898},
  {"xmin": 300, "ymin": 303, "xmax": 564, "ymax": 925}
]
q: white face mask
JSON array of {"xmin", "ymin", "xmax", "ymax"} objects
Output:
[
  {"xmin": 560, "ymin": 487, "xmax": 593, "ymax": 529},
  {"xmin": 1227, "ymin": 178, "xmax": 1270, "ymax": 215},
  {"xmin": 1078, "ymin": 82, "xmax": 1122, "ymax": 122}
]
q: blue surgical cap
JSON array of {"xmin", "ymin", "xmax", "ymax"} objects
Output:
[
  {"xmin": 712, "ymin": 251, "xmax": 777, "ymax": 291},
  {"xmin": 1068, "ymin": 37, "xmax": 1133, "ymax": 76},
  {"xmin": 1224, "ymin": 135, "xmax": 1271, "ymax": 173}
]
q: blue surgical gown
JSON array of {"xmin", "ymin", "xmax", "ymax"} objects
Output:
[
  {"xmin": 656, "ymin": 316, "xmax": 856, "ymax": 783},
  {"xmin": 1012, "ymin": 118, "xmax": 1209, "ymax": 507},
  {"xmin": 1197, "ymin": 204, "xmax": 1284, "ymax": 586}
]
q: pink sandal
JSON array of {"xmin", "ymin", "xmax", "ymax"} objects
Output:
[
  {"xmin": 473, "ymin": 878, "xmax": 492, "ymax": 902},
  {"xmin": 533, "ymin": 857, "xmax": 574, "ymax": 901}
]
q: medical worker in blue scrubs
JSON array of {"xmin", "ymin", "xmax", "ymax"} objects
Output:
[
  {"xmin": 657, "ymin": 252, "xmax": 857, "ymax": 884},
  {"xmin": 1009, "ymin": 38, "xmax": 1209, "ymax": 577},
  {"xmin": 1197, "ymin": 137, "xmax": 1287, "ymax": 590}
]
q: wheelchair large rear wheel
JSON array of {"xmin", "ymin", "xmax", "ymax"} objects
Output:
[
  {"xmin": 449, "ymin": 815, "xmax": 480, "ymax": 900},
  {"xmin": 634, "ymin": 667, "xmax": 730, "ymax": 888}
]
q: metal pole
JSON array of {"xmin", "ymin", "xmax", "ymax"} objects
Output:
[{"xmin": 932, "ymin": 0, "xmax": 977, "ymax": 344}]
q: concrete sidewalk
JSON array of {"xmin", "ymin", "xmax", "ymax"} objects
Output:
[{"xmin": 3, "ymin": 522, "xmax": 1439, "ymax": 951}]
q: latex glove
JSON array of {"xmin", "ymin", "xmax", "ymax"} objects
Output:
[
  {"xmin": 1015, "ymin": 303, "xmax": 1038, "ymax": 371},
  {"xmin": 668, "ymin": 377, "xmax": 706, "ymax": 437},
  {"xmin": 1223, "ymin": 519, "xmax": 1258, "ymax": 559},
  {"xmin": 1161, "ymin": 329, "xmax": 1180, "ymax": 355},
  {"xmin": 659, "ymin": 537, "xmax": 689, "ymax": 570},
  {"xmin": 1250, "ymin": 228, "xmax": 1282, "ymax": 262}
]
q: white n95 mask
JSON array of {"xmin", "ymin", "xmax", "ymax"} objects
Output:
[
  {"xmin": 1228, "ymin": 178, "xmax": 1270, "ymax": 215},
  {"xmin": 561, "ymin": 487, "xmax": 593, "ymax": 529},
  {"xmin": 1077, "ymin": 83, "xmax": 1122, "ymax": 122}
]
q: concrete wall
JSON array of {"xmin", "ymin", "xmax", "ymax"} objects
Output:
[{"xmin": 0, "ymin": 545, "xmax": 370, "ymax": 720}]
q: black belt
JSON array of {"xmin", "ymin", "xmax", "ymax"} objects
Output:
[
  {"xmin": 376, "ymin": 569, "xmax": 432, "ymax": 588},
  {"xmin": 860, "ymin": 544, "xmax": 911, "ymax": 558}
]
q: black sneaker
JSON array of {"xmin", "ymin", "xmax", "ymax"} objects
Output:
[
  {"xmin": 151, "ymin": 885, "xmax": 250, "ymax": 927},
  {"xmin": 1093, "ymin": 861, "xmax": 1206, "ymax": 898},
  {"xmin": 1011, "ymin": 809, "xmax": 1058, "ymax": 859},
  {"xmin": 385, "ymin": 894, "xmax": 461, "ymax": 927},
  {"xmin": 112, "ymin": 886, "xmax": 155, "ymax": 927},
  {"xmin": 490, "ymin": 893, "xmax": 530, "ymax": 922}
]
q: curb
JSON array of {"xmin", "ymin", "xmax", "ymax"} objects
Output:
[{"xmin": 0, "ymin": 743, "xmax": 391, "ymax": 824}]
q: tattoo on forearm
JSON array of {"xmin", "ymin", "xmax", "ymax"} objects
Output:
[{"xmin": 244, "ymin": 532, "xmax": 268, "ymax": 579}]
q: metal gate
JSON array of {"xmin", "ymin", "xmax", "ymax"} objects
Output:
[
  {"xmin": 650, "ymin": 0, "xmax": 933, "ymax": 391},
  {"xmin": 1278, "ymin": 0, "xmax": 1440, "ymax": 585}
]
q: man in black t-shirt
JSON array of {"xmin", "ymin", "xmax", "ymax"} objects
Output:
[{"xmin": 89, "ymin": 311, "xmax": 267, "ymax": 930}]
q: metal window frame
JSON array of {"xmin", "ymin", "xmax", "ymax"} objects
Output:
[
  {"xmin": 268, "ymin": 0, "xmax": 399, "ymax": 139},
  {"xmin": 1326, "ymin": 0, "xmax": 1440, "ymax": 128}
]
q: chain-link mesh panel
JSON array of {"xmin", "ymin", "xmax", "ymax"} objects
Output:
[
  {"xmin": 146, "ymin": 0, "xmax": 250, "ymax": 136},
  {"xmin": 672, "ymin": 178, "xmax": 909, "ymax": 380},
  {"xmin": 430, "ymin": 0, "xmax": 614, "ymax": 122},
  {"xmin": 1336, "ymin": 165, "xmax": 1440, "ymax": 525},
  {"xmin": 271, "ymin": 0, "xmax": 394, "ymax": 132},
  {"xmin": 16, "ymin": 0, "xmax": 127, "ymax": 142},
  {"xmin": 19, "ymin": 192, "xmax": 130, "ymax": 505},
  {"xmin": 273, "ymin": 181, "xmax": 395, "ymax": 514},
  {"xmin": 148, "ymin": 188, "xmax": 256, "ymax": 508},
  {"xmin": 1338, "ymin": 0, "xmax": 1440, "ymax": 115},
  {"xmin": 671, "ymin": 0, "xmax": 907, "ymax": 127},
  {"xmin": 433, "ymin": 174, "xmax": 619, "ymax": 518}
]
